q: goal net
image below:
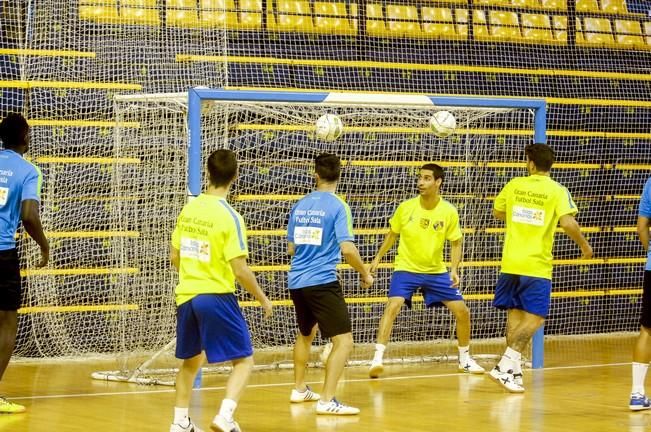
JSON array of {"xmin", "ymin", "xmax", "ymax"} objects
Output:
[{"xmin": 92, "ymin": 89, "xmax": 551, "ymax": 384}]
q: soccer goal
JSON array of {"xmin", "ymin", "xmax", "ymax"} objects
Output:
[{"xmin": 91, "ymin": 88, "xmax": 548, "ymax": 385}]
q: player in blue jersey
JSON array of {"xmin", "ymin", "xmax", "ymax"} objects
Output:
[
  {"xmin": 287, "ymin": 153, "xmax": 373, "ymax": 415},
  {"xmin": 0, "ymin": 113, "xmax": 49, "ymax": 413},
  {"xmin": 630, "ymin": 176, "xmax": 651, "ymax": 411}
]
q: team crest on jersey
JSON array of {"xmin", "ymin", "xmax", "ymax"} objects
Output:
[
  {"xmin": 419, "ymin": 218, "xmax": 430, "ymax": 229},
  {"xmin": 432, "ymin": 220, "xmax": 444, "ymax": 231},
  {"xmin": 0, "ymin": 187, "xmax": 7, "ymax": 206}
]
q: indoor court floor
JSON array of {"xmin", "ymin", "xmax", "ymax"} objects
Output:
[{"xmin": 0, "ymin": 335, "xmax": 645, "ymax": 432}]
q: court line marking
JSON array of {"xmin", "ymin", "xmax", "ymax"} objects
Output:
[{"xmin": 11, "ymin": 361, "xmax": 630, "ymax": 401}]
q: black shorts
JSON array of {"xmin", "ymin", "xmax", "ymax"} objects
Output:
[
  {"xmin": 0, "ymin": 249, "xmax": 22, "ymax": 311},
  {"xmin": 289, "ymin": 281, "xmax": 352, "ymax": 339},
  {"xmin": 641, "ymin": 271, "xmax": 651, "ymax": 328}
]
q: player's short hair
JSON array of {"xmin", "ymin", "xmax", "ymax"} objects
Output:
[
  {"xmin": 315, "ymin": 153, "xmax": 341, "ymax": 182},
  {"xmin": 525, "ymin": 143, "xmax": 555, "ymax": 172},
  {"xmin": 0, "ymin": 113, "xmax": 29, "ymax": 149},
  {"xmin": 420, "ymin": 163, "xmax": 445, "ymax": 185},
  {"xmin": 207, "ymin": 149, "xmax": 237, "ymax": 187}
]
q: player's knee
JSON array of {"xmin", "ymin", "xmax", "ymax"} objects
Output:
[
  {"xmin": 331, "ymin": 332, "xmax": 353, "ymax": 353},
  {"xmin": 385, "ymin": 299, "xmax": 403, "ymax": 317},
  {"xmin": 450, "ymin": 302, "xmax": 470, "ymax": 321}
]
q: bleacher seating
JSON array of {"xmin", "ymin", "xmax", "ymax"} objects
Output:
[
  {"xmin": 579, "ymin": 17, "xmax": 616, "ymax": 47},
  {"xmin": 313, "ymin": 1, "xmax": 356, "ymax": 35},
  {"xmin": 600, "ymin": 0, "xmax": 628, "ymax": 14},
  {"xmin": 421, "ymin": 7, "xmax": 466, "ymax": 40},
  {"xmin": 80, "ymin": 0, "xmax": 160, "ymax": 25},
  {"xmin": 385, "ymin": 4, "xmax": 421, "ymax": 38},
  {"xmin": 614, "ymin": 19, "xmax": 645, "ymax": 48},
  {"xmin": 521, "ymin": 13, "xmax": 556, "ymax": 44}
]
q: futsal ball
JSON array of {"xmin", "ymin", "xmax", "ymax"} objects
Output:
[
  {"xmin": 429, "ymin": 111, "xmax": 457, "ymax": 138},
  {"xmin": 315, "ymin": 114, "xmax": 344, "ymax": 142}
]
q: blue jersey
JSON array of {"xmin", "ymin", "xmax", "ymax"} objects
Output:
[
  {"xmin": 287, "ymin": 191, "xmax": 354, "ymax": 289},
  {"xmin": 0, "ymin": 149, "xmax": 42, "ymax": 251},
  {"xmin": 640, "ymin": 177, "xmax": 651, "ymax": 271}
]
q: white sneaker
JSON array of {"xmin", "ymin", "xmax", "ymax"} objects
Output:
[
  {"xmin": 458, "ymin": 357, "xmax": 485, "ymax": 374},
  {"xmin": 513, "ymin": 372, "xmax": 523, "ymax": 386},
  {"xmin": 489, "ymin": 366, "xmax": 525, "ymax": 393},
  {"xmin": 369, "ymin": 361, "xmax": 384, "ymax": 378},
  {"xmin": 290, "ymin": 385, "xmax": 321, "ymax": 403},
  {"xmin": 170, "ymin": 418, "xmax": 203, "ymax": 432},
  {"xmin": 210, "ymin": 415, "xmax": 241, "ymax": 432},
  {"xmin": 316, "ymin": 398, "xmax": 360, "ymax": 415}
]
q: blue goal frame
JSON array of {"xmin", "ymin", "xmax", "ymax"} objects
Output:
[{"xmin": 186, "ymin": 88, "xmax": 548, "ymax": 369}]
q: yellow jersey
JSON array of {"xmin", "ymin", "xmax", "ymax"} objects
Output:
[
  {"xmin": 390, "ymin": 197, "xmax": 462, "ymax": 274},
  {"xmin": 494, "ymin": 174, "xmax": 578, "ymax": 280},
  {"xmin": 171, "ymin": 194, "xmax": 248, "ymax": 305}
]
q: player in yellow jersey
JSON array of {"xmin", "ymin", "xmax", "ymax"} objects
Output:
[
  {"xmin": 489, "ymin": 143, "xmax": 592, "ymax": 393},
  {"xmin": 169, "ymin": 149, "xmax": 273, "ymax": 432},
  {"xmin": 368, "ymin": 164, "xmax": 485, "ymax": 378}
]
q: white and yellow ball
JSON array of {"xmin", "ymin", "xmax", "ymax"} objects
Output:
[
  {"xmin": 429, "ymin": 111, "xmax": 457, "ymax": 138},
  {"xmin": 315, "ymin": 114, "xmax": 344, "ymax": 142}
]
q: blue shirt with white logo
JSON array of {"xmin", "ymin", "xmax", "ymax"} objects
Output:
[
  {"xmin": 0, "ymin": 149, "xmax": 42, "ymax": 251},
  {"xmin": 640, "ymin": 177, "xmax": 651, "ymax": 271},
  {"xmin": 287, "ymin": 191, "xmax": 355, "ymax": 289}
]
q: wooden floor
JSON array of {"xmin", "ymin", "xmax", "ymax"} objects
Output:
[{"xmin": 0, "ymin": 335, "xmax": 647, "ymax": 432}]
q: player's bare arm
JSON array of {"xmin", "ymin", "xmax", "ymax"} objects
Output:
[
  {"xmin": 20, "ymin": 199, "xmax": 49, "ymax": 267},
  {"xmin": 287, "ymin": 241, "xmax": 295, "ymax": 257},
  {"xmin": 637, "ymin": 216, "xmax": 650, "ymax": 252},
  {"xmin": 340, "ymin": 241, "xmax": 374, "ymax": 288},
  {"xmin": 170, "ymin": 245, "xmax": 180, "ymax": 270},
  {"xmin": 230, "ymin": 256, "xmax": 273, "ymax": 318},
  {"xmin": 492, "ymin": 209, "xmax": 506, "ymax": 221},
  {"xmin": 449, "ymin": 239, "xmax": 462, "ymax": 287},
  {"xmin": 559, "ymin": 214, "xmax": 593, "ymax": 259},
  {"xmin": 369, "ymin": 230, "xmax": 398, "ymax": 274}
]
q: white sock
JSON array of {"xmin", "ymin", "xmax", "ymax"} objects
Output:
[
  {"xmin": 632, "ymin": 362, "xmax": 649, "ymax": 395},
  {"xmin": 373, "ymin": 343, "xmax": 386, "ymax": 363},
  {"xmin": 458, "ymin": 346, "xmax": 469, "ymax": 364},
  {"xmin": 173, "ymin": 407, "xmax": 189, "ymax": 425},
  {"xmin": 512, "ymin": 358, "xmax": 522, "ymax": 375},
  {"xmin": 497, "ymin": 347, "xmax": 521, "ymax": 373},
  {"xmin": 218, "ymin": 398, "xmax": 237, "ymax": 423}
]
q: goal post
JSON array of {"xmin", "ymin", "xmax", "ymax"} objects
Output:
[
  {"xmin": 92, "ymin": 88, "xmax": 549, "ymax": 385},
  {"xmin": 187, "ymin": 88, "xmax": 548, "ymax": 368}
]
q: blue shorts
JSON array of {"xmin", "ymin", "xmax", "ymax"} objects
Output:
[
  {"xmin": 493, "ymin": 273, "xmax": 552, "ymax": 317},
  {"xmin": 389, "ymin": 271, "xmax": 464, "ymax": 308},
  {"xmin": 176, "ymin": 293, "xmax": 253, "ymax": 364}
]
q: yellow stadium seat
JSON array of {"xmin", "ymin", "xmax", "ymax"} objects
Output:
[
  {"xmin": 581, "ymin": 17, "xmax": 614, "ymax": 45},
  {"xmin": 238, "ymin": 0, "xmax": 263, "ymax": 30},
  {"xmin": 314, "ymin": 2, "xmax": 355, "ymax": 35},
  {"xmin": 274, "ymin": 0, "xmax": 314, "ymax": 32},
  {"xmin": 645, "ymin": 22, "xmax": 651, "ymax": 47},
  {"xmin": 601, "ymin": 0, "xmax": 627, "ymax": 14},
  {"xmin": 474, "ymin": 0, "xmax": 510, "ymax": 6},
  {"xmin": 121, "ymin": 0, "xmax": 160, "ymax": 25},
  {"xmin": 200, "ymin": 0, "xmax": 238, "ymax": 29},
  {"xmin": 421, "ymin": 7, "xmax": 458, "ymax": 39},
  {"xmin": 79, "ymin": 0, "xmax": 120, "ymax": 23},
  {"xmin": 552, "ymin": 15, "xmax": 567, "ymax": 42},
  {"xmin": 456, "ymin": 9, "xmax": 469, "ymax": 37},
  {"xmin": 521, "ymin": 13, "xmax": 555, "ymax": 43},
  {"xmin": 167, "ymin": 0, "xmax": 199, "ymax": 28},
  {"xmin": 614, "ymin": 20, "xmax": 645, "ymax": 48},
  {"xmin": 540, "ymin": 0, "xmax": 566, "ymax": 10},
  {"xmin": 386, "ymin": 5, "xmax": 421, "ymax": 37},
  {"xmin": 366, "ymin": 4, "xmax": 388, "ymax": 37},
  {"xmin": 473, "ymin": 10, "xmax": 489, "ymax": 40},
  {"xmin": 489, "ymin": 11, "xmax": 522, "ymax": 41},
  {"xmin": 511, "ymin": 0, "xmax": 541, "ymax": 9},
  {"xmin": 576, "ymin": 0, "xmax": 600, "ymax": 13}
]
